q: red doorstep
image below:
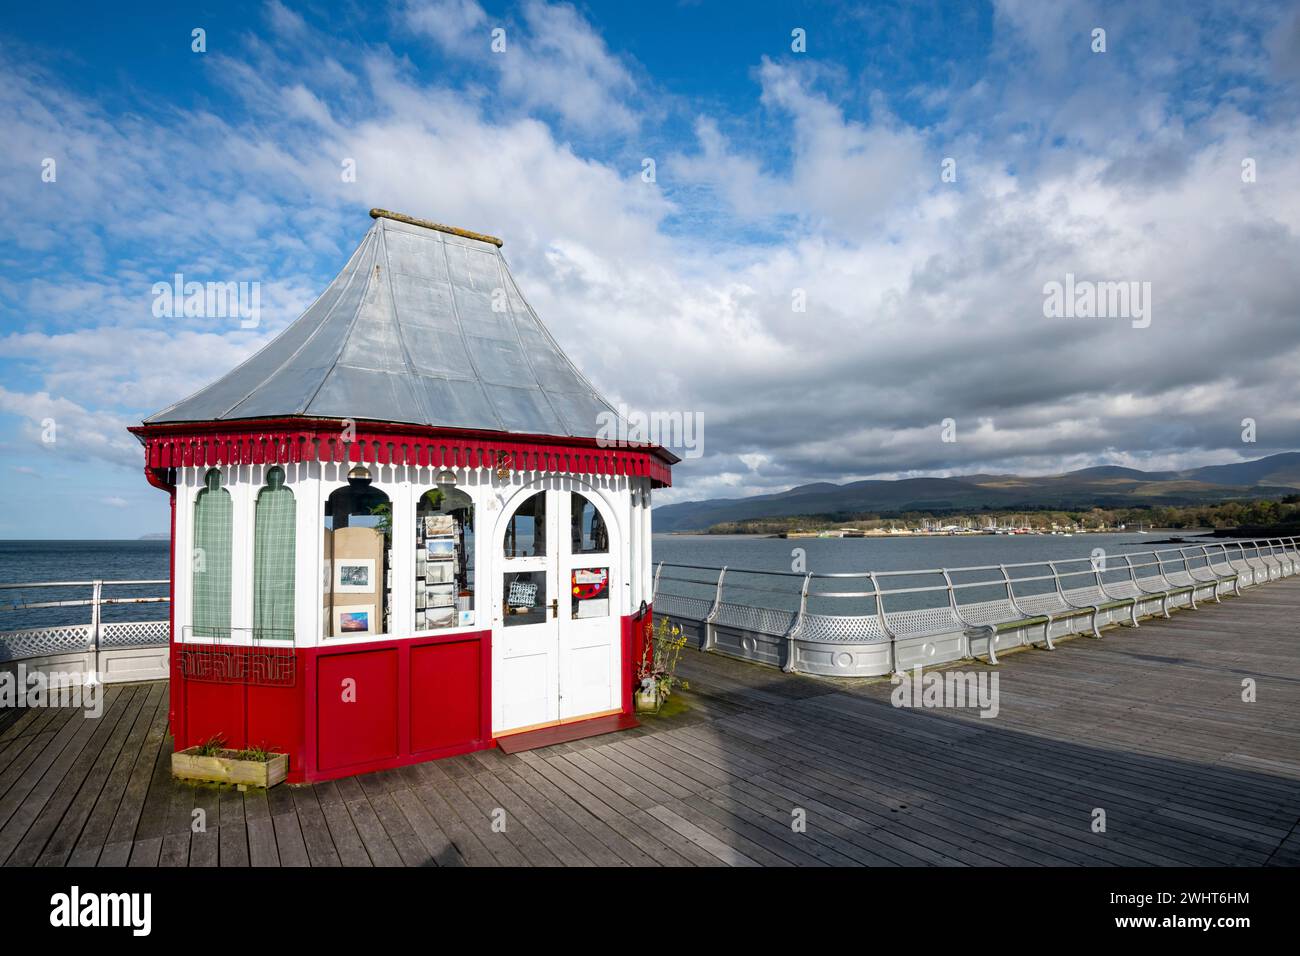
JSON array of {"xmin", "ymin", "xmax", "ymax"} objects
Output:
[{"xmin": 496, "ymin": 713, "xmax": 640, "ymax": 755}]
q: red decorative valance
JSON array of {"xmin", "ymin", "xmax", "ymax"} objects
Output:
[{"xmin": 130, "ymin": 419, "xmax": 674, "ymax": 487}]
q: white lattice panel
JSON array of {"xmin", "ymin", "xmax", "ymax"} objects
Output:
[
  {"xmin": 1134, "ymin": 575, "xmax": 1170, "ymax": 592},
  {"xmin": 957, "ymin": 599, "xmax": 1023, "ymax": 627},
  {"xmin": 1062, "ymin": 586, "xmax": 1109, "ymax": 606},
  {"xmin": 0, "ymin": 625, "xmax": 92, "ymax": 662},
  {"xmin": 1103, "ymin": 580, "xmax": 1142, "ymax": 600},
  {"xmin": 101, "ymin": 621, "xmax": 170, "ymax": 647},
  {"xmin": 654, "ymin": 593, "xmax": 713, "ymax": 622},
  {"xmin": 713, "ymin": 601, "xmax": 797, "ymax": 636},
  {"xmin": 884, "ymin": 605, "xmax": 964, "ymax": 638},
  {"xmin": 1013, "ymin": 592, "xmax": 1071, "ymax": 616},
  {"xmin": 799, "ymin": 613, "xmax": 887, "ymax": 644}
]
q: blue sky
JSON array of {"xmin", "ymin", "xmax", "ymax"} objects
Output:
[{"xmin": 2, "ymin": 0, "xmax": 1299, "ymax": 538}]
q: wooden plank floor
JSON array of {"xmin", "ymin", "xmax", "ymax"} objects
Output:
[{"xmin": 2, "ymin": 580, "xmax": 1298, "ymax": 867}]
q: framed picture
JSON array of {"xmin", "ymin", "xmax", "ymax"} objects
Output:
[
  {"xmin": 333, "ymin": 604, "xmax": 374, "ymax": 636},
  {"xmin": 427, "ymin": 582, "xmax": 456, "ymax": 607},
  {"xmin": 425, "ymin": 537, "xmax": 456, "ymax": 560},
  {"xmin": 425, "ymin": 561, "xmax": 454, "ymax": 584},
  {"xmin": 424, "ymin": 514, "xmax": 454, "ymax": 536},
  {"xmin": 426, "ymin": 605, "xmax": 456, "ymax": 629},
  {"xmin": 334, "ymin": 559, "xmax": 375, "ymax": 594}
]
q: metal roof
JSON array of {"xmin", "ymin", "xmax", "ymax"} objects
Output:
[{"xmin": 145, "ymin": 211, "xmax": 620, "ymax": 438}]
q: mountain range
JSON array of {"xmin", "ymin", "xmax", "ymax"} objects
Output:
[{"xmin": 654, "ymin": 452, "xmax": 1300, "ymax": 532}]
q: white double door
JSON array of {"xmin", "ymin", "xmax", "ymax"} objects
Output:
[{"xmin": 495, "ymin": 485, "xmax": 621, "ymax": 735}]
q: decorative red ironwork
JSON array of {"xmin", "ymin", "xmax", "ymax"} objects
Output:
[
  {"xmin": 179, "ymin": 644, "xmax": 297, "ymax": 688},
  {"xmin": 130, "ymin": 419, "xmax": 675, "ymax": 487}
]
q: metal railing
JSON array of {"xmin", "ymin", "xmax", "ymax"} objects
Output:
[
  {"xmin": 652, "ymin": 537, "xmax": 1298, "ymax": 676},
  {"xmin": 0, "ymin": 579, "xmax": 170, "ymax": 663}
]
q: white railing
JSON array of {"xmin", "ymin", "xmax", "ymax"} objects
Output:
[
  {"xmin": 652, "ymin": 537, "xmax": 1298, "ymax": 677},
  {"xmin": 0, "ymin": 580, "xmax": 170, "ymax": 663}
]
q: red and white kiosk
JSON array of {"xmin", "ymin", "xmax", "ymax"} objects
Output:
[{"xmin": 131, "ymin": 209, "xmax": 674, "ymax": 783}]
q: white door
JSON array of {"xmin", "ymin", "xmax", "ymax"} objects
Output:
[
  {"xmin": 560, "ymin": 490, "xmax": 619, "ymax": 720},
  {"xmin": 494, "ymin": 486, "xmax": 621, "ymax": 735},
  {"xmin": 496, "ymin": 490, "xmax": 558, "ymax": 733}
]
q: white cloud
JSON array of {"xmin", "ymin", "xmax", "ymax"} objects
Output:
[{"xmin": 404, "ymin": 0, "xmax": 639, "ymax": 132}]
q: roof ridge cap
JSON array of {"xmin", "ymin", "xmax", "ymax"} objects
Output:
[{"xmin": 370, "ymin": 208, "xmax": 503, "ymax": 247}]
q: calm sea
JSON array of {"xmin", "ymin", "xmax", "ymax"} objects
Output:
[
  {"xmin": 0, "ymin": 532, "xmax": 1199, "ymax": 631},
  {"xmin": 652, "ymin": 530, "xmax": 1200, "ymax": 575},
  {"xmin": 0, "ymin": 540, "xmax": 170, "ymax": 630}
]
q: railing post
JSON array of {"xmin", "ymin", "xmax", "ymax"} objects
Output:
[
  {"xmin": 783, "ymin": 573, "xmax": 812, "ymax": 674},
  {"xmin": 651, "ymin": 561, "xmax": 663, "ymax": 602},
  {"xmin": 940, "ymin": 568, "xmax": 973, "ymax": 660},
  {"xmin": 86, "ymin": 579, "xmax": 102, "ymax": 687},
  {"xmin": 702, "ymin": 566, "xmax": 726, "ymax": 652},
  {"xmin": 1047, "ymin": 561, "xmax": 1066, "ymax": 598},
  {"xmin": 868, "ymin": 571, "xmax": 900, "ymax": 676},
  {"xmin": 999, "ymin": 564, "xmax": 1025, "ymax": 616}
]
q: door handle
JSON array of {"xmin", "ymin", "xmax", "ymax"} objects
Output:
[{"xmin": 549, "ymin": 598, "xmax": 559, "ymax": 618}]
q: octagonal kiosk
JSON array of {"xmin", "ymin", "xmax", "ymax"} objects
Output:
[{"xmin": 131, "ymin": 209, "xmax": 675, "ymax": 782}]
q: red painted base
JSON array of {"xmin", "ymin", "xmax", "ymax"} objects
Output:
[{"xmin": 169, "ymin": 606, "xmax": 652, "ymax": 784}]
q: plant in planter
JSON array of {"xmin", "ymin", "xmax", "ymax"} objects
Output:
[
  {"xmin": 635, "ymin": 616, "xmax": 689, "ymax": 714},
  {"xmin": 172, "ymin": 734, "xmax": 289, "ymax": 790}
]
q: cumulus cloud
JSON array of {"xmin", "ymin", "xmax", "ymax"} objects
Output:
[{"xmin": 403, "ymin": 0, "xmax": 639, "ymax": 132}]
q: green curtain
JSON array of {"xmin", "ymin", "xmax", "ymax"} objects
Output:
[
  {"xmin": 192, "ymin": 469, "xmax": 232, "ymax": 639},
  {"xmin": 254, "ymin": 467, "xmax": 296, "ymax": 642}
]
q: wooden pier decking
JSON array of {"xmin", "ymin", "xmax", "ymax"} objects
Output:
[{"xmin": 2, "ymin": 580, "xmax": 1299, "ymax": 867}]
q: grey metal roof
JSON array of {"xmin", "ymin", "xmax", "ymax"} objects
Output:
[{"xmin": 145, "ymin": 213, "xmax": 620, "ymax": 438}]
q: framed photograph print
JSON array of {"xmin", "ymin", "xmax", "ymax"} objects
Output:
[
  {"xmin": 334, "ymin": 558, "xmax": 375, "ymax": 594},
  {"xmin": 424, "ymin": 514, "xmax": 454, "ymax": 536},
  {"xmin": 427, "ymin": 582, "xmax": 456, "ymax": 607},
  {"xmin": 425, "ymin": 560, "xmax": 454, "ymax": 584},
  {"xmin": 333, "ymin": 604, "xmax": 374, "ymax": 636},
  {"xmin": 425, "ymin": 537, "xmax": 456, "ymax": 560}
]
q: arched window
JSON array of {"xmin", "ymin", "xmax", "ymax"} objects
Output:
[
  {"xmin": 503, "ymin": 491, "xmax": 546, "ymax": 558},
  {"xmin": 501, "ymin": 491, "xmax": 548, "ymax": 629},
  {"xmin": 253, "ymin": 466, "xmax": 295, "ymax": 642},
  {"xmin": 571, "ymin": 492, "xmax": 609, "ymax": 553},
  {"xmin": 570, "ymin": 492, "xmax": 611, "ymax": 620},
  {"xmin": 323, "ymin": 470, "xmax": 390, "ymax": 639},
  {"xmin": 415, "ymin": 483, "xmax": 474, "ymax": 631},
  {"xmin": 192, "ymin": 469, "xmax": 232, "ymax": 640}
]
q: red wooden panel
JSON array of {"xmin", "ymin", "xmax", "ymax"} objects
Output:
[
  {"xmin": 247, "ymin": 678, "xmax": 305, "ymax": 771},
  {"xmin": 409, "ymin": 640, "xmax": 482, "ymax": 754},
  {"xmin": 316, "ymin": 648, "xmax": 399, "ymax": 771},
  {"xmin": 182, "ymin": 679, "xmax": 246, "ymax": 750}
]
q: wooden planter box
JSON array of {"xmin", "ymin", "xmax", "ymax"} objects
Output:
[{"xmin": 172, "ymin": 748, "xmax": 288, "ymax": 790}]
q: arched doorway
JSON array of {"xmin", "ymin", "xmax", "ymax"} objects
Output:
[{"xmin": 494, "ymin": 481, "xmax": 622, "ymax": 735}]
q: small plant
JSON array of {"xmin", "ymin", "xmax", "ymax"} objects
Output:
[
  {"xmin": 231, "ymin": 744, "xmax": 273, "ymax": 762},
  {"xmin": 637, "ymin": 616, "xmax": 689, "ymax": 704},
  {"xmin": 195, "ymin": 733, "xmax": 226, "ymax": 756}
]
